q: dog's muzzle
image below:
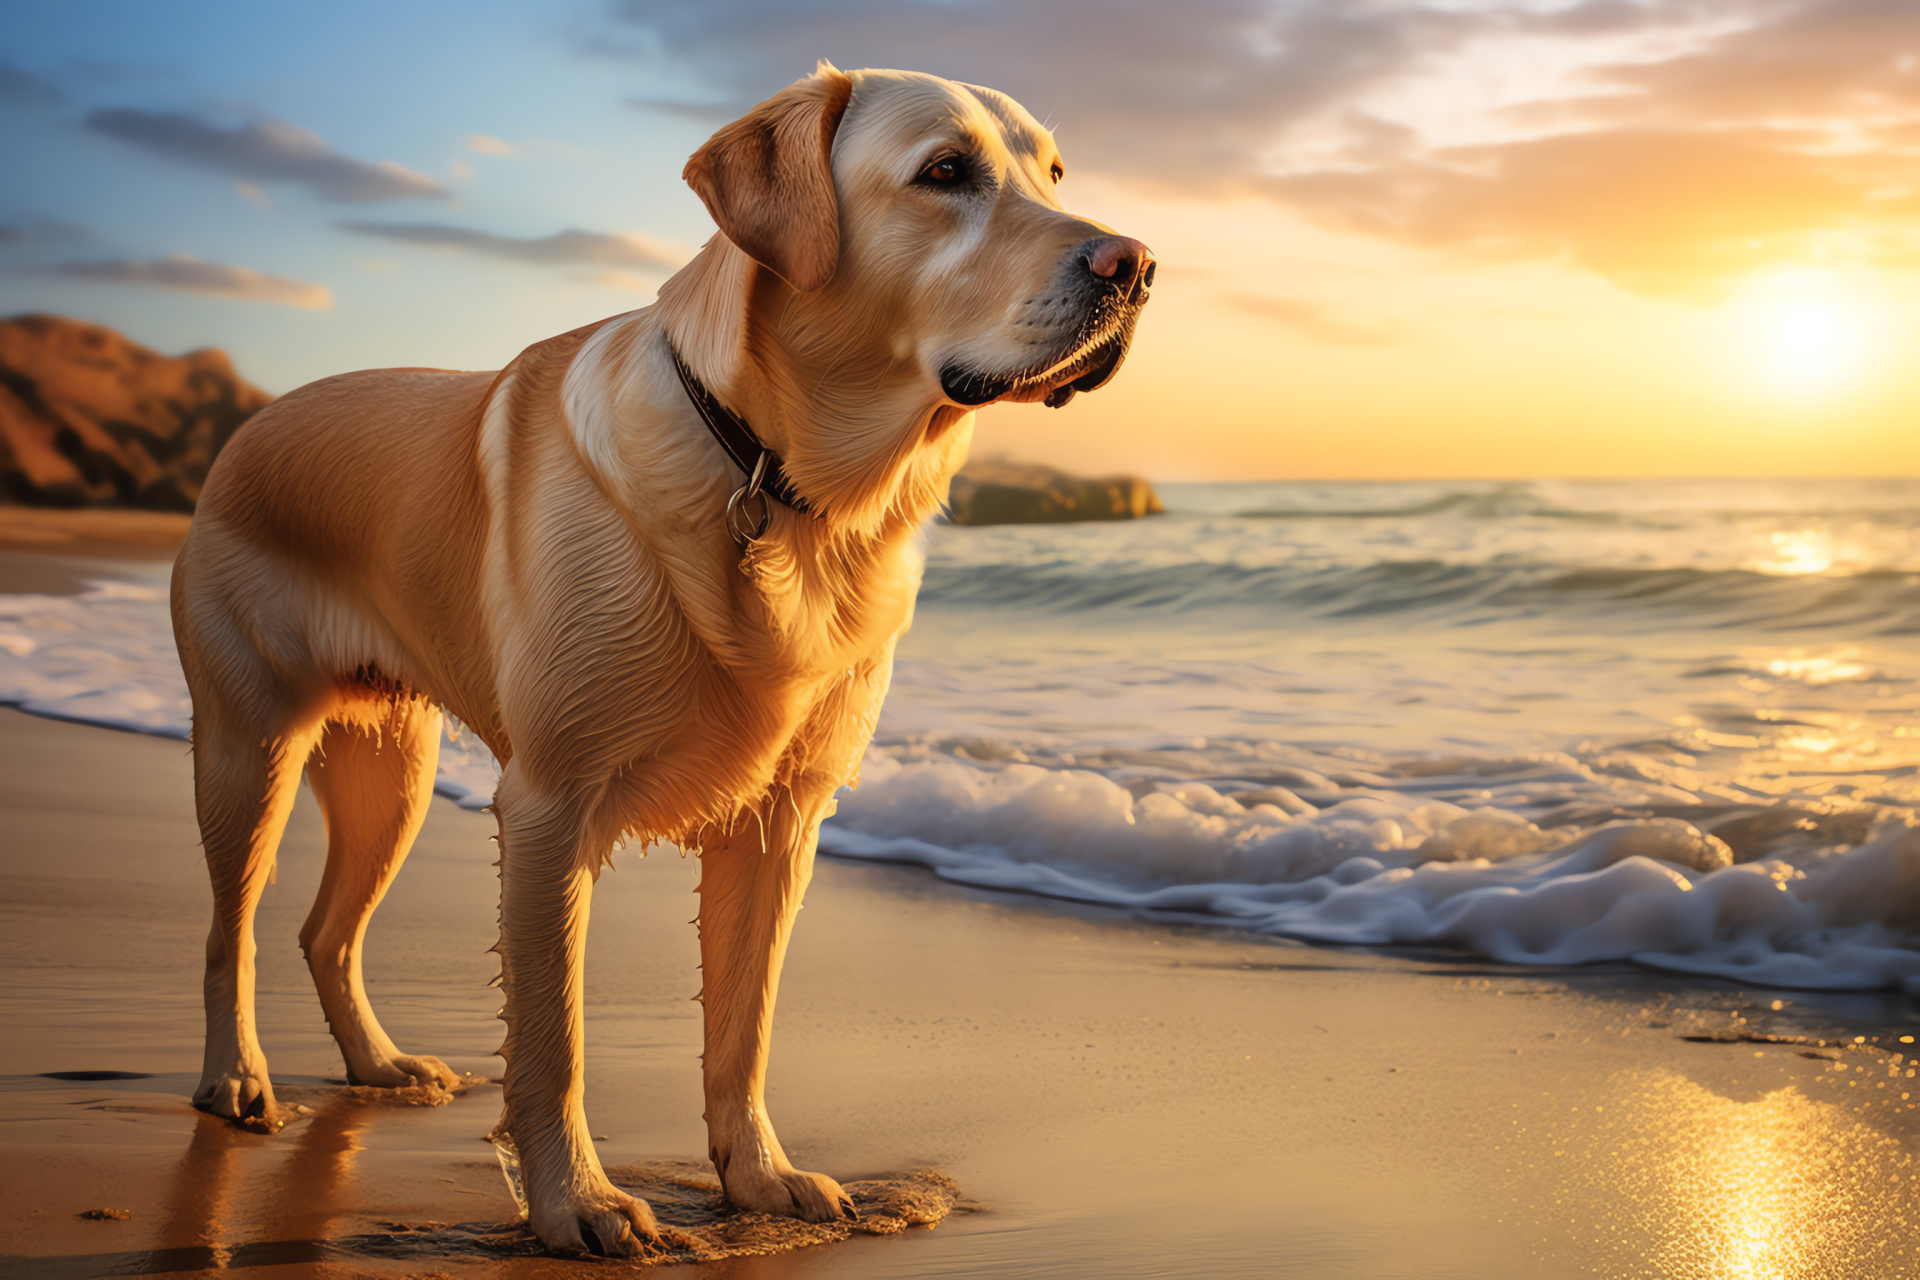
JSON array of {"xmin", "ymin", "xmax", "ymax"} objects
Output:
[{"xmin": 939, "ymin": 235, "xmax": 1154, "ymax": 410}]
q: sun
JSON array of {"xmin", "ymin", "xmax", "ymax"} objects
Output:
[
  {"xmin": 1758, "ymin": 297, "xmax": 1858, "ymax": 391},
  {"xmin": 1726, "ymin": 269, "xmax": 1881, "ymax": 398}
]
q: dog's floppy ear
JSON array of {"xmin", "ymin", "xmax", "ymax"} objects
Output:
[{"xmin": 683, "ymin": 63, "xmax": 854, "ymax": 293}]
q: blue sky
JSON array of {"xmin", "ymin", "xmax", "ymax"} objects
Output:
[
  {"xmin": 1, "ymin": 1, "xmax": 731, "ymax": 390},
  {"xmin": 5, "ymin": 1, "xmax": 1918, "ymax": 478}
]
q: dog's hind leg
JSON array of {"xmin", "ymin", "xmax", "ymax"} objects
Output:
[
  {"xmin": 301, "ymin": 698, "xmax": 458, "ymax": 1092},
  {"xmin": 188, "ymin": 698, "xmax": 316, "ymax": 1127},
  {"xmin": 696, "ymin": 781, "xmax": 857, "ymax": 1223}
]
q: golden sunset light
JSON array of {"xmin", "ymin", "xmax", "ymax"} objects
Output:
[
  {"xmin": 1728, "ymin": 269, "xmax": 1884, "ymax": 398},
  {"xmin": 1753, "ymin": 529, "xmax": 1837, "ymax": 574},
  {"xmin": 6, "ymin": 1, "xmax": 1920, "ymax": 480},
  {"xmin": 4, "ymin": 4, "xmax": 1920, "ymax": 1277}
]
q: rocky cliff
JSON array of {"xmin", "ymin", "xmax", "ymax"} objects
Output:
[
  {"xmin": 946, "ymin": 458, "xmax": 1164, "ymax": 526},
  {"xmin": 0, "ymin": 314, "xmax": 272, "ymax": 511},
  {"xmin": 0, "ymin": 318, "xmax": 1164, "ymax": 528}
]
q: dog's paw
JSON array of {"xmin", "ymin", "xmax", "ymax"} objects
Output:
[
  {"xmin": 725, "ymin": 1163, "xmax": 858, "ymax": 1224},
  {"xmin": 529, "ymin": 1182, "xmax": 663, "ymax": 1257},
  {"xmin": 347, "ymin": 1053, "xmax": 459, "ymax": 1091},
  {"xmin": 193, "ymin": 1063, "xmax": 280, "ymax": 1130}
]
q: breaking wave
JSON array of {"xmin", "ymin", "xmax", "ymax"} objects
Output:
[
  {"xmin": 822, "ymin": 739, "xmax": 1920, "ymax": 994},
  {"xmin": 5, "ymin": 478, "xmax": 1919, "ymax": 993}
]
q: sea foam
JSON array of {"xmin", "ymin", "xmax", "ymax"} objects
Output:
[
  {"xmin": 822, "ymin": 749, "xmax": 1920, "ymax": 994},
  {"xmin": 0, "ymin": 581, "xmax": 500, "ymax": 809},
  {"xmin": 5, "ymin": 478, "xmax": 1918, "ymax": 994}
]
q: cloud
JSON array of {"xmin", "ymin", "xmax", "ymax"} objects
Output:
[
  {"xmin": 1590, "ymin": 0, "xmax": 1920, "ymax": 123},
  {"xmin": 601, "ymin": 0, "xmax": 1493, "ymax": 183},
  {"xmin": 467, "ymin": 133, "xmax": 517, "ymax": 155},
  {"xmin": 0, "ymin": 62, "xmax": 62, "ymax": 107},
  {"xmin": 1268, "ymin": 124, "xmax": 1902, "ymax": 298},
  {"xmin": 625, "ymin": 96, "xmax": 737, "ymax": 123},
  {"xmin": 579, "ymin": 268, "xmax": 666, "ymax": 293},
  {"xmin": 336, "ymin": 220, "xmax": 682, "ymax": 269},
  {"xmin": 84, "ymin": 108, "xmax": 449, "ymax": 203},
  {"xmin": 1224, "ymin": 293, "xmax": 1405, "ymax": 346},
  {"xmin": 1268, "ymin": 0, "xmax": 1920, "ymax": 295},
  {"xmin": 44, "ymin": 254, "xmax": 332, "ymax": 308},
  {"xmin": 0, "ymin": 219, "xmax": 91, "ymax": 249},
  {"xmin": 594, "ymin": 0, "xmax": 1920, "ymax": 296}
]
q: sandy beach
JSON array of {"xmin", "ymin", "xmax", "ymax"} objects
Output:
[
  {"xmin": 3, "ymin": 534, "xmax": 1920, "ymax": 1278},
  {"xmin": 9, "ymin": 0, "xmax": 1920, "ymax": 1268}
]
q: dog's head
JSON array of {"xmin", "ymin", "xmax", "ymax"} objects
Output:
[{"xmin": 678, "ymin": 63, "xmax": 1154, "ymax": 426}]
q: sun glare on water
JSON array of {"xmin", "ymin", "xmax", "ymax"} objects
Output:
[{"xmin": 1751, "ymin": 530, "xmax": 1833, "ymax": 575}]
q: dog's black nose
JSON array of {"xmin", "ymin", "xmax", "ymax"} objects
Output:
[{"xmin": 1083, "ymin": 236, "xmax": 1155, "ymax": 302}]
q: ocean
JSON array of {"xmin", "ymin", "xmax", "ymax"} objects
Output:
[{"xmin": 4, "ymin": 478, "xmax": 1918, "ymax": 993}]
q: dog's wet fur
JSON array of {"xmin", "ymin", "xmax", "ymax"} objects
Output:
[{"xmin": 171, "ymin": 64, "xmax": 1151, "ymax": 1256}]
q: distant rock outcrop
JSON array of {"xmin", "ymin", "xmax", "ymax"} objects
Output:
[
  {"xmin": 0, "ymin": 314, "xmax": 272, "ymax": 511},
  {"xmin": 946, "ymin": 457, "xmax": 1164, "ymax": 526}
]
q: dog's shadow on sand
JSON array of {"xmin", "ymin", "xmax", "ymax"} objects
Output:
[{"xmin": 0, "ymin": 1081, "xmax": 964, "ymax": 1277}]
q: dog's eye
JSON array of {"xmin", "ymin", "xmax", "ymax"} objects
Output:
[
  {"xmin": 915, "ymin": 154, "xmax": 967, "ymax": 186},
  {"xmin": 1050, "ymin": 161, "xmax": 1064, "ymax": 183}
]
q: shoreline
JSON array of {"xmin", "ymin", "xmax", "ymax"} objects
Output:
[
  {"xmin": 3, "ymin": 705, "xmax": 1919, "ymax": 1277},
  {"xmin": 3, "ymin": 510, "xmax": 1920, "ymax": 1275},
  {"xmin": 0, "ymin": 510, "xmax": 189, "ymax": 599}
]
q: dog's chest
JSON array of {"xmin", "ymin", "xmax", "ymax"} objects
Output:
[
  {"xmin": 748, "ymin": 533, "xmax": 919, "ymax": 663},
  {"xmin": 558, "ymin": 542, "xmax": 909, "ymax": 838},
  {"xmin": 721, "ymin": 536, "xmax": 916, "ymax": 739}
]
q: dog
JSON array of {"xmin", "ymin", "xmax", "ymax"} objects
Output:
[{"xmin": 171, "ymin": 62, "xmax": 1152, "ymax": 1255}]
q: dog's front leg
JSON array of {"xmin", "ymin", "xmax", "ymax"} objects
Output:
[
  {"xmin": 697, "ymin": 781, "xmax": 857, "ymax": 1223},
  {"xmin": 492, "ymin": 765, "xmax": 661, "ymax": 1256}
]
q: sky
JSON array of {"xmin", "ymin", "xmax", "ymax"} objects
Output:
[{"xmin": 3, "ymin": 0, "xmax": 1918, "ymax": 480}]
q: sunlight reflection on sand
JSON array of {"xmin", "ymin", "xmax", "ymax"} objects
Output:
[{"xmin": 1554, "ymin": 1069, "xmax": 1919, "ymax": 1279}]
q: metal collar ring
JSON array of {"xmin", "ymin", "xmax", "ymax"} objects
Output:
[{"xmin": 725, "ymin": 452, "xmax": 772, "ymax": 547}]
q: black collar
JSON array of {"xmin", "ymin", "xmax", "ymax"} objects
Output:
[{"xmin": 668, "ymin": 343, "xmax": 815, "ymax": 516}]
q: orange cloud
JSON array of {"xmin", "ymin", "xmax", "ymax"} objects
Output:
[
  {"xmin": 1271, "ymin": 123, "xmax": 1908, "ymax": 298},
  {"xmin": 601, "ymin": 0, "xmax": 1920, "ymax": 296},
  {"xmin": 1268, "ymin": 0, "xmax": 1920, "ymax": 295}
]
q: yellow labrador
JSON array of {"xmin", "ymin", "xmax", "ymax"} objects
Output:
[{"xmin": 171, "ymin": 63, "xmax": 1152, "ymax": 1255}]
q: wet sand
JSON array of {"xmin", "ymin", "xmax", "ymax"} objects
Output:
[{"xmin": 3, "ymin": 536, "xmax": 1920, "ymax": 1277}]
